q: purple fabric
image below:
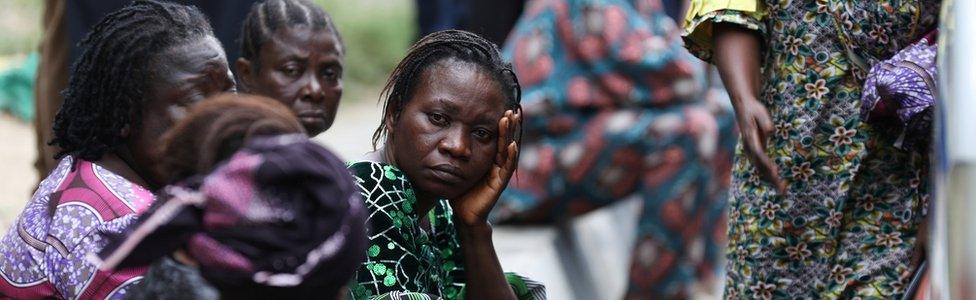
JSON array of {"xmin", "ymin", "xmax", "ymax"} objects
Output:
[
  {"xmin": 0, "ymin": 157, "xmax": 154, "ymax": 299},
  {"xmin": 96, "ymin": 134, "xmax": 368, "ymax": 290},
  {"xmin": 861, "ymin": 31, "xmax": 938, "ymax": 150}
]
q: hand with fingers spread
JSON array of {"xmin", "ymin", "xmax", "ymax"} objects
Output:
[{"xmin": 453, "ymin": 109, "xmax": 522, "ymax": 227}]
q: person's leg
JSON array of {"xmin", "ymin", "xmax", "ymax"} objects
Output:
[
  {"xmin": 34, "ymin": 0, "xmax": 68, "ymax": 180},
  {"xmin": 624, "ymin": 104, "xmax": 732, "ymax": 299}
]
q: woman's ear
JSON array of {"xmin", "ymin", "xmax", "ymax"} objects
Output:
[
  {"xmin": 380, "ymin": 113, "xmax": 397, "ymax": 164},
  {"xmin": 235, "ymin": 58, "xmax": 255, "ymax": 92},
  {"xmin": 383, "ymin": 112, "xmax": 396, "ymax": 137}
]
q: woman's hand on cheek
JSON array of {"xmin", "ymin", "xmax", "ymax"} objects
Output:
[{"xmin": 454, "ymin": 109, "xmax": 521, "ymax": 227}]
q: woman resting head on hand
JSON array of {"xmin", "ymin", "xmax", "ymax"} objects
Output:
[
  {"xmin": 94, "ymin": 94, "xmax": 367, "ymax": 300},
  {"xmin": 236, "ymin": 0, "xmax": 344, "ymax": 137},
  {"xmin": 348, "ymin": 30, "xmax": 544, "ymax": 300}
]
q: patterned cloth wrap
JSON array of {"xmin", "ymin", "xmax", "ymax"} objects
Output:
[
  {"xmin": 347, "ymin": 161, "xmax": 547, "ymax": 300},
  {"xmin": 683, "ymin": 0, "xmax": 940, "ymax": 298},
  {"xmin": 493, "ymin": 0, "xmax": 737, "ymax": 297},
  {"xmin": 93, "ymin": 134, "xmax": 368, "ymax": 294},
  {"xmin": 860, "ymin": 30, "xmax": 938, "ymax": 151},
  {"xmin": 368, "ymin": 273, "xmax": 544, "ymax": 300},
  {"xmin": 0, "ymin": 156, "xmax": 154, "ymax": 299}
]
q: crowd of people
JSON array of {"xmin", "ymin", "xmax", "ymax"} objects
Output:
[{"xmin": 0, "ymin": 0, "xmax": 940, "ymax": 299}]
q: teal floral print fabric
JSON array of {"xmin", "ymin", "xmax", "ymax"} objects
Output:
[
  {"xmin": 683, "ymin": 0, "xmax": 940, "ymax": 299},
  {"xmin": 492, "ymin": 0, "xmax": 737, "ymax": 298}
]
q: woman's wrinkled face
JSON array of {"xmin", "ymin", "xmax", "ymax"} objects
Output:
[
  {"xmin": 237, "ymin": 27, "xmax": 344, "ymax": 137},
  {"xmin": 134, "ymin": 35, "xmax": 235, "ymax": 184},
  {"xmin": 388, "ymin": 59, "xmax": 508, "ymax": 200}
]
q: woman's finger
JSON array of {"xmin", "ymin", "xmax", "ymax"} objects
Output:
[
  {"xmin": 497, "ymin": 141, "xmax": 519, "ymax": 186},
  {"xmin": 506, "ymin": 141, "xmax": 519, "ymax": 172},
  {"xmin": 754, "ymin": 109, "xmax": 774, "ymax": 149},
  {"xmin": 496, "ymin": 110, "xmax": 512, "ymax": 164},
  {"xmin": 506, "ymin": 110, "xmax": 521, "ymax": 172},
  {"xmin": 756, "ymin": 110, "xmax": 774, "ymax": 136},
  {"xmin": 511, "ymin": 109, "xmax": 522, "ymax": 144},
  {"xmin": 745, "ymin": 127, "xmax": 785, "ymax": 194},
  {"xmin": 755, "ymin": 148, "xmax": 785, "ymax": 194}
]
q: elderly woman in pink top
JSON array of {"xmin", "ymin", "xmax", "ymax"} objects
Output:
[{"xmin": 0, "ymin": 1, "xmax": 234, "ymax": 298}]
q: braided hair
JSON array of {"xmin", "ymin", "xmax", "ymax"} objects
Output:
[
  {"xmin": 372, "ymin": 29, "xmax": 522, "ymax": 148},
  {"xmin": 51, "ymin": 0, "xmax": 214, "ymax": 161},
  {"xmin": 160, "ymin": 94, "xmax": 304, "ymax": 183},
  {"xmin": 240, "ymin": 0, "xmax": 342, "ymax": 70}
]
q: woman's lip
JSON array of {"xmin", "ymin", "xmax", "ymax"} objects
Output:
[
  {"xmin": 297, "ymin": 111, "xmax": 326, "ymax": 118},
  {"xmin": 431, "ymin": 164, "xmax": 464, "ymax": 178},
  {"xmin": 297, "ymin": 112, "xmax": 327, "ymax": 127},
  {"xmin": 299, "ymin": 116, "xmax": 326, "ymax": 125},
  {"xmin": 427, "ymin": 164, "xmax": 465, "ymax": 183}
]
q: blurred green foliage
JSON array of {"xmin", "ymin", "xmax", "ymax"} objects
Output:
[
  {"xmin": 316, "ymin": 0, "xmax": 416, "ymax": 102},
  {"xmin": 0, "ymin": 0, "xmax": 43, "ymax": 55},
  {"xmin": 0, "ymin": 0, "xmax": 416, "ymax": 101}
]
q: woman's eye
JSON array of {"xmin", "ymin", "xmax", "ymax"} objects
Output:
[
  {"xmin": 321, "ymin": 68, "xmax": 341, "ymax": 80},
  {"xmin": 428, "ymin": 113, "xmax": 448, "ymax": 126},
  {"xmin": 281, "ymin": 65, "xmax": 302, "ymax": 77},
  {"xmin": 473, "ymin": 128, "xmax": 492, "ymax": 140}
]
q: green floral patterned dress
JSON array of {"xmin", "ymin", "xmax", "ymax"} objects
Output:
[
  {"xmin": 347, "ymin": 161, "xmax": 545, "ymax": 300},
  {"xmin": 682, "ymin": 0, "xmax": 939, "ymax": 299}
]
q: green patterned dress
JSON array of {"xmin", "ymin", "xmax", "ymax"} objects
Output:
[
  {"xmin": 682, "ymin": 0, "xmax": 939, "ymax": 299},
  {"xmin": 347, "ymin": 161, "xmax": 545, "ymax": 300}
]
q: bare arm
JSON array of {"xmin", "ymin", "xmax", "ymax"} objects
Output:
[
  {"xmin": 457, "ymin": 223, "xmax": 516, "ymax": 300},
  {"xmin": 712, "ymin": 22, "xmax": 785, "ymax": 193},
  {"xmin": 452, "ymin": 110, "xmax": 522, "ymax": 300}
]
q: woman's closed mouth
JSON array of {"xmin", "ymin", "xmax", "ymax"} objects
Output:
[
  {"xmin": 427, "ymin": 164, "xmax": 465, "ymax": 183},
  {"xmin": 297, "ymin": 110, "xmax": 327, "ymax": 123}
]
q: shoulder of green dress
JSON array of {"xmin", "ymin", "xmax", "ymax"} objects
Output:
[
  {"xmin": 347, "ymin": 160, "xmax": 387, "ymax": 173},
  {"xmin": 368, "ymin": 291, "xmax": 444, "ymax": 300},
  {"xmin": 348, "ymin": 160, "xmax": 407, "ymax": 182},
  {"xmin": 452, "ymin": 273, "xmax": 547, "ymax": 300},
  {"xmin": 347, "ymin": 160, "xmax": 418, "ymax": 205},
  {"xmin": 505, "ymin": 273, "xmax": 547, "ymax": 300}
]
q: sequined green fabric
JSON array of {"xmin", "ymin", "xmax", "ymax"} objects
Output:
[{"xmin": 348, "ymin": 161, "xmax": 546, "ymax": 300}]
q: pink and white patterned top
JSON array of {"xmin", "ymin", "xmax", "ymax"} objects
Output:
[{"xmin": 0, "ymin": 156, "xmax": 155, "ymax": 299}]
